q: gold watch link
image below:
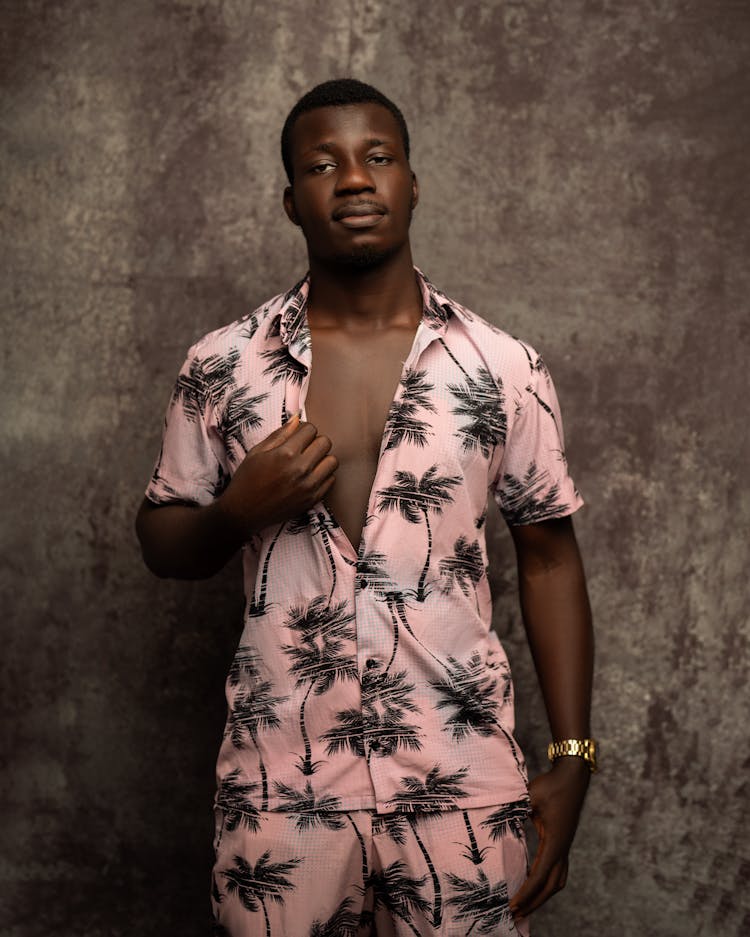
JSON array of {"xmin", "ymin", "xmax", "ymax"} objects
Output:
[{"xmin": 547, "ymin": 738, "xmax": 599, "ymax": 773}]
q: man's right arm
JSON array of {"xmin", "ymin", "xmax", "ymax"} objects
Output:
[{"xmin": 135, "ymin": 415, "xmax": 337, "ymax": 580}]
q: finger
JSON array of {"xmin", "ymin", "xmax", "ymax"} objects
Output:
[
  {"xmin": 509, "ymin": 826, "xmax": 548, "ymax": 914},
  {"xmin": 279, "ymin": 420, "xmax": 319, "ymax": 455},
  {"xmin": 312, "ymin": 471, "xmax": 337, "ymax": 503},
  {"xmin": 514, "ymin": 861, "xmax": 567, "ymax": 918},
  {"xmin": 255, "ymin": 413, "xmax": 302, "ymax": 452},
  {"xmin": 297, "ymin": 434, "xmax": 333, "ymax": 473},
  {"xmin": 306, "ymin": 454, "xmax": 339, "ymax": 490},
  {"xmin": 509, "ymin": 863, "xmax": 550, "ymax": 918}
]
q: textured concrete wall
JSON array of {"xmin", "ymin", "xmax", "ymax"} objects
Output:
[{"xmin": 2, "ymin": 1, "xmax": 748, "ymax": 934}]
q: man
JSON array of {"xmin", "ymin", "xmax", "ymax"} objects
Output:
[{"xmin": 136, "ymin": 78, "xmax": 595, "ymax": 936}]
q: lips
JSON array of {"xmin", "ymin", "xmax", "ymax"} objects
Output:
[{"xmin": 332, "ymin": 202, "xmax": 387, "ymax": 224}]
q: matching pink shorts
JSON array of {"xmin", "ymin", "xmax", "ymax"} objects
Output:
[{"xmin": 210, "ymin": 802, "xmax": 531, "ymax": 936}]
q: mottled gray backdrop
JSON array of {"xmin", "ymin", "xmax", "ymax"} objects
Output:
[{"xmin": 2, "ymin": 1, "xmax": 748, "ymax": 935}]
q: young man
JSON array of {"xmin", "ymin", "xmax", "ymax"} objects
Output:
[{"xmin": 136, "ymin": 79, "xmax": 595, "ymax": 936}]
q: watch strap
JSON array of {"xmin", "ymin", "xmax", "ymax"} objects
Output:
[{"xmin": 547, "ymin": 737, "xmax": 598, "ymax": 773}]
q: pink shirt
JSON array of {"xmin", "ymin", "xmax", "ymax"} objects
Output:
[{"xmin": 146, "ymin": 269, "xmax": 583, "ymax": 815}]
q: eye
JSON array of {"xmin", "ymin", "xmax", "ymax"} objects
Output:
[
  {"xmin": 309, "ymin": 162, "xmax": 335, "ymax": 175},
  {"xmin": 369, "ymin": 154, "xmax": 393, "ymax": 165}
]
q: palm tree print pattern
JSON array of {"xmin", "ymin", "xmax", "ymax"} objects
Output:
[
  {"xmin": 173, "ymin": 348, "xmax": 241, "ymax": 422},
  {"xmin": 368, "ymin": 861, "xmax": 431, "ymax": 937},
  {"xmin": 282, "ymin": 596, "xmax": 358, "ymax": 775},
  {"xmin": 309, "ymin": 896, "xmax": 361, "ymax": 937},
  {"xmin": 288, "ymin": 511, "xmax": 340, "ymax": 603},
  {"xmin": 247, "ymin": 520, "xmax": 286, "ymax": 617},
  {"xmin": 274, "ymin": 780, "xmax": 370, "ymax": 899},
  {"xmin": 279, "ymin": 276, "xmax": 312, "ymax": 355},
  {"xmin": 211, "ymin": 802, "xmax": 530, "ymax": 936},
  {"xmin": 447, "ymin": 363, "xmax": 508, "ymax": 457},
  {"xmin": 355, "ymin": 550, "xmax": 392, "ymax": 596},
  {"xmin": 215, "ymin": 768, "xmax": 263, "ymax": 841},
  {"xmin": 217, "ymin": 386, "xmax": 269, "ymax": 456},
  {"xmin": 445, "ymin": 869, "xmax": 515, "ymax": 935},
  {"xmin": 321, "ymin": 667, "xmax": 423, "ymax": 765},
  {"xmin": 274, "ymin": 780, "xmax": 346, "ymax": 831},
  {"xmin": 376, "ymin": 465, "xmax": 461, "ymax": 602},
  {"xmin": 352, "ymin": 556, "xmax": 438, "ymax": 677},
  {"xmin": 429, "ymin": 652, "xmax": 503, "ymax": 740},
  {"xmin": 498, "ymin": 461, "xmax": 568, "ymax": 526},
  {"xmin": 439, "ymin": 535, "xmax": 485, "ymax": 613},
  {"xmin": 387, "ymin": 764, "xmax": 471, "ymax": 926},
  {"xmin": 221, "ymin": 850, "xmax": 302, "ymax": 937},
  {"xmin": 480, "ymin": 799, "xmax": 531, "ymax": 841},
  {"xmin": 147, "ymin": 267, "xmax": 582, "ymax": 820},
  {"xmin": 225, "ymin": 646, "xmax": 288, "ymax": 810},
  {"xmin": 382, "ymin": 367, "xmax": 436, "ymax": 451},
  {"xmin": 261, "ymin": 345, "xmax": 308, "ymax": 423}
]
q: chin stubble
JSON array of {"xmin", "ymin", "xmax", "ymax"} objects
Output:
[{"xmin": 333, "ymin": 241, "xmax": 401, "ymax": 270}]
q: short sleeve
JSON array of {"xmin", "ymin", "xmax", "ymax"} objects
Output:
[
  {"xmin": 145, "ymin": 346, "xmax": 230, "ymax": 507},
  {"xmin": 491, "ymin": 354, "xmax": 583, "ymax": 526}
]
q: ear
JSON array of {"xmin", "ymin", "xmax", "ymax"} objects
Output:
[
  {"xmin": 283, "ymin": 186, "xmax": 300, "ymax": 226},
  {"xmin": 410, "ymin": 172, "xmax": 419, "ymax": 211}
]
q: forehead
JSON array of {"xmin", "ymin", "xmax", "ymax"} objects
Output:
[{"xmin": 289, "ymin": 103, "xmax": 404, "ymax": 160}]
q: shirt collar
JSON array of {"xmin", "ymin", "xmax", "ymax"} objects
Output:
[
  {"xmin": 277, "ymin": 274, "xmax": 310, "ymax": 355},
  {"xmin": 415, "ymin": 267, "xmax": 472, "ymax": 335},
  {"xmin": 276, "ymin": 267, "xmax": 469, "ymax": 355}
]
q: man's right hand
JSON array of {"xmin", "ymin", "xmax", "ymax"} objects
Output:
[
  {"xmin": 216, "ymin": 413, "xmax": 338, "ymax": 539},
  {"xmin": 136, "ymin": 414, "xmax": 337, "ymax": 580}
]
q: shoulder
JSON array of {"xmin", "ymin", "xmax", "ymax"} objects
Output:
[
  {"xmin": 440, "ymin": 289, "xmax": 543, "ymax": 385},
  {"xmin": 184, "ymin": 289, "xmax": 287, "ymax": 363}
]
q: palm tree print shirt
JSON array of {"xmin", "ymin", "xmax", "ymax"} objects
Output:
[{"xmin": 146, "ymin": 269, "xmax": 583, "ymax": 815}]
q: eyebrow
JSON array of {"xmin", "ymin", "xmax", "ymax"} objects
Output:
[{"xmin": 303, "ymin": 137, "xmax": 391, "ymax": 155}]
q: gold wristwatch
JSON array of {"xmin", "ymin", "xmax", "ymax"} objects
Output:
[{"xmin": 547, "ymin": 738, "xmax": 598, "ymax": 773}]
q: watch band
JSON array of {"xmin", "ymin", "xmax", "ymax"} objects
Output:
[{"xmin": 547, "ymin": 738, "xmax": 598, "ymax": 773}]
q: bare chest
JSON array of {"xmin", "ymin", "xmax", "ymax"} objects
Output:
[{"xmin": 304, "ymin": 325, "xmax": 418, "ymax": 548}]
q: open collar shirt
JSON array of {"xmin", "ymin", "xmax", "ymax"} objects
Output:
[{"xmin": 146, "ymin": 268, "xmax": 583, "ymax": 816}]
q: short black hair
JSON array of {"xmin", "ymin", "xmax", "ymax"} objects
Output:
[{"xmin": 281, "ymin": 78, "xmax": 410, "ymax": 183}]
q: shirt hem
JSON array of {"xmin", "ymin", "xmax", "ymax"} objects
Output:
[
  {"xmin": 214, "ymin": 787, "xmax": 531, "ymax": 817},
  {"xmin": 504, "ymin": 495, "xmax": 584, "ymax": 527}
]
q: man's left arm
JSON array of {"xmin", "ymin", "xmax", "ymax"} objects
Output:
[{"xmin": 507, "ymin": 514, "xmax": 594, "ymax": 920}]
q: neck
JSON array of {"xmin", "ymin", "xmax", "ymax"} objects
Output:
[{"xmin": 306, "ymin": 246, "xmax": 423, "ymax": 330}]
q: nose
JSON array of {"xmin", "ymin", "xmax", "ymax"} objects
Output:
[{"xmin": 335, "ymin": 157, "xmax": 375, "ymax": 195}]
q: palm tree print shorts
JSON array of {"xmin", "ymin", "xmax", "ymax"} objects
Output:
[{"xmin": 210, "ymin": 800, "xmax": 531, "ymax": 936}]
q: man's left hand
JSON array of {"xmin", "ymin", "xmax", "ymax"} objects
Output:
[{"xmin": 509, "ymin": 757, "xmax": 591, "ymax": 920}]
